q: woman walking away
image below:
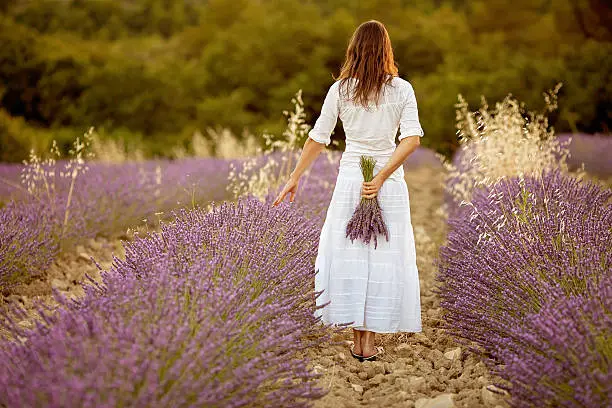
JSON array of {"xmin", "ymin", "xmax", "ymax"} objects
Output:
[{"xmin": 273, "ymin": 20, "xmax": 424, "ymax": 361}]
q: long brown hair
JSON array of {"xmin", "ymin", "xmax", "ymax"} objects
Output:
[{"xmin": 334, "ymin": 20, "xmax": 399, "ymax": 109}]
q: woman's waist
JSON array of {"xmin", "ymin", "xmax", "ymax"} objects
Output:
[
  {"xmin": 343, "ymin": 138, "xmax": 397, "ymax": 156},
  {"xmin": 338, "ymin": 152, "xmax": 405, "ymax": 182}
]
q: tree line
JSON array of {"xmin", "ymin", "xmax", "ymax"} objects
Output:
[{"xmin": 0, "ymin": 0, "xmax": 610, "ymax": 161}]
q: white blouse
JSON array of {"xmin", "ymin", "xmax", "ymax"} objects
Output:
[{"xmin": 308, "ymin": 76, "xmax": 425, "ymax": 158}]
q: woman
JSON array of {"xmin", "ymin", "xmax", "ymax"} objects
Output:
[{"xmin": 273, "ymin": 20, "xmax": 423, "ymax": 361}]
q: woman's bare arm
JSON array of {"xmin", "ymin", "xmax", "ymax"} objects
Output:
[
  {"xmin": 376, "ymin": 136, "xmax": 420, "ymax": 181},
  {"xmin": 289, "ymin": 137, "xmax": 326, "ymax": 180}
]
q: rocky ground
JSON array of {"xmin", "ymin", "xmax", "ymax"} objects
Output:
[
  {"xmin": 1, "ymin": 165, "xmax": 511, "ymax": 407},
  {"xmin": 307, "ymin": 166, "xmax": 510, "ymax": 408}
]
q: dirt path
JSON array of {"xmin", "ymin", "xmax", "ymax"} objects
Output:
[{"xmin": 307, "ymin": 166, "xmax": 510, "ymax": 408}]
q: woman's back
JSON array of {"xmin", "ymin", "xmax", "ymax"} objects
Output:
[{"xmin": 309, "ymin": 75, "xmax": 424, "ymax": 179}]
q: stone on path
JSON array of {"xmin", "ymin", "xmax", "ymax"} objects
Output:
[
  {"xmin": 414, "ymin": 332, "xmax": 431, "ymax": 345},
  {"xmin": 408, "ymin": 375, "xmax": 426, "ymax": 392},
  {"xmin": 444, "ymin": 347, "xmax": 461, "ymax": 360},
  {"xmin": 78, "ymin": 252, "xmax": 92, "ymax": 262},
  {"xmin": 394, "ymin": 342, "xmax": 412, "ymax": 357},
  {"xmin": 415, "ymin": 393, "xmax": 456, "ymax": 408},
  {"xmin": 370, "ymin": 373, "xmax": 385, "ymax": 386},
  {"xmin": 481, "ymin": 385, "xmax": 508, "ymax": 405},
  {"xmin": 350, "ymin": 383, "xmax": 363, "ymax": 394},
  {"xmin": 395, "ymin": 343, "xmax": 411, "ymax": 352},
  {"xmin": 50, "ymin": 278, "xmax": 70, "ymax": 291}
]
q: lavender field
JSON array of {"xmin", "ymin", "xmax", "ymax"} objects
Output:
[
  {"xmin": 0, "ymin": 99, "xmax": 611, "ymax": 407},
  {"xmin": 1, "ymin": 0, "xmax": 610, "ymax": 405}
]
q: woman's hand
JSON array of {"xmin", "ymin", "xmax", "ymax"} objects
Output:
[
  {"xmin": 361, "ymin": 175, "xmax": 384, "ymax": 199},
  {"xmin": 272, "ymin": 176, "xmax": 300, "ymax": 206}
]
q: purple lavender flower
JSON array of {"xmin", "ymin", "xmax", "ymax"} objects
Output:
[
  {"xmin": 0, "ymin": 201, "xmax": 57, "ymax": 290},
  {"xmin": 403, "ymin": 146, "xmax": 443, "ymax": 169},
  {"xmin": 345, "ymin": 155, "xmax": 389, "ymax": 249},
  {"xmin": 498, "ymin": 275, "xmax": 611, "ymax": 408},
  {"xmin": 0, "ymin": 197, "xmax": 336, "ymax": 407},
  {"xmin": 435, "ymin": 168, "xmax": 611, "ymax": 406},
  {"xmin": 0, "ymin": 162, "xmax": 24, "ymax": 200}
]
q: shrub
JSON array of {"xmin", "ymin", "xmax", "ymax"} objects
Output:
[
  {"xmin": 227, "ymin": 90, "xmax": 314, "ymax": 201},
  {"xmin": 435, "ymin": 169, "xmax": 611, "ymax": 404},
  {"xmin": 498, "ymin": 274, "xmax": 611, "ymax": 408},
  {"xmin": 0, "ymin": 132, "xmax": 94, "ymax": 289},
  {"xmin": 0, "ymin": 109, "xmax": 37, "ymax": 163},
  {"xmin": 70, "ymin": 157, "xmax": 232, "ymax": 236},
  {"xmin": 287, "ymin": 151, "xmax": 340, "ymax": 222},
  {"xmin": 89, "ymin": 130, "xmax": 145, "ymax": 163},
  {"xmin": 0, "ymin": 201, "xmax": 56, "ymax": 290},
  {"xmin": 182, "ymin": 126, "xmax": 260, "ymax": 159},
  {"xmin": 0, "ymin": 197, "xmax": 335, "ymax": 407},
  {"xmin": 117, "ymin": 197, "xmax": 327, "ymax": 332}
]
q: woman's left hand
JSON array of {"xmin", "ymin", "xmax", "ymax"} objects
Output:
[{"xmin": 361, "ymin": 176, "xmax": 383, "ymax": 199}]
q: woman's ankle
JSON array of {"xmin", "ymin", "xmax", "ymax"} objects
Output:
[
  {"xmin": 353, "ymin": 330, "xmax": 363, "ymax": 353},
  {"xmin": 360, "ymin": 332, "xmax": 376, "ymax": 355}
]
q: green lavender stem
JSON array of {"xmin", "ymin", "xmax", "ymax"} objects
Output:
[{"xmin": 359, "ymin": 155, "xmax": 376, "ymax": 204}]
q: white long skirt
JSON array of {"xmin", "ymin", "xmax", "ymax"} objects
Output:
[{"xmin": 314, "ymin": 163, "xmax": 422, "ymax": 333}]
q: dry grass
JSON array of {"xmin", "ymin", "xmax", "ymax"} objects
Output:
[
  {"xmin": 90, "ymin": 131, "xmax": 144, "ymax": 163},
  {"xmin": 226, "ymin": 89, "xmax": 339, "ymax": 200},
  {"xmin": 444, "ymin": 83, "xmax": 585, "ymax": 206},
  {"xmin": 174, "ymin": 127, "xmax": 261, "ymax": 159}
]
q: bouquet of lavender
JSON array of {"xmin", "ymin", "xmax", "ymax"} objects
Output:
[{"xmin": 345, "ymin": 155, "xmax": 390, "ymax": 249}]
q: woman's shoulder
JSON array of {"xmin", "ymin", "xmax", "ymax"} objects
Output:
[
  {"xmin": 389, "ymin": 76, "xmax": 415, "ymax": 93},
  {"xmin": 328, "ymin": 76, "xmax": 416, "ymax": 100},
  {"xmin": 331, "ymin": 78, "xmax": 354, "ymax": 99}
]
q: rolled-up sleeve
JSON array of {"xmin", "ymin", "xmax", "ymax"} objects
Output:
[
  {"xmin": 308, "ymin": 81, "xmax": 340, "ymax": 146},
  {"xmin": 398, "ymin": 83, "xmax": 424, "ymax": 141}
]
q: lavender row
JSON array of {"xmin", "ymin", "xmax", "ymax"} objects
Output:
[
  {"xmin": 262, "ymin": 146, "xmax": 440, "ymax": 220},
  {"xmin": 0, "ymin": 146, "xmax": 440, "ymax": 201},
  {"xmin": 436, "ymin": 169, "xmax": 611, "ymax": 407},
  {"xmin": 0, "ymin": 197, "xmax": 337, "ymax": 407},
  {"xmin": 497, "ymin": 274, "xmax": 611, "ymax": 407},
  {"xmin": 0, "ymin": 158, "xmax": 233, "ymax": 290},
  {"xmin": 444, "ymin": 133, "xmax": 612, "ymax": 217},
  {"xmin": 0, "ymin": 201, "xmax": 57, "ymax": 287},
  {"xmin": 446, "ymin": 133, "xmax": 612, "ymax": 179}
]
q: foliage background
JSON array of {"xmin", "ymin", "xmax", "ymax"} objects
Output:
[{"xmin": 0, "ymin": 0, "xmax": 610, "ymax": 161}]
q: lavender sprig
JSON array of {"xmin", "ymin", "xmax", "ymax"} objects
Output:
[{"xmin": 345, "ymin": 155, "xmax": 389, "ymax": 249}]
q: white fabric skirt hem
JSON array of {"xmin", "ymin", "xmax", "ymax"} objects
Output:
[
  {"xmin": 314, "ymin": 319, "xmax": 423, "ymax": 334},
  {"xmin": 348, "ymin": 324, "xmax": 422, "ymax": 334}
]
